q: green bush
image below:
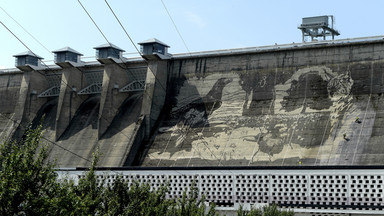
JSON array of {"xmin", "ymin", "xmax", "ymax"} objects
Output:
[
  {"xmin": 0, "ymin": 125, "xmax": 59, "ymax": 215},
  {"xmin": 236, "ymin": 204, "xmax": 294, "ymax": 216}
]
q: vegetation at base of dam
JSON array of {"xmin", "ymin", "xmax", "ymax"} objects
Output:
[{"xmin": 0, "ymin": 125, "xmax": 293, "ymax": 216}]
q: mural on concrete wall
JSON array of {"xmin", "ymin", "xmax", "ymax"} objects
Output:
[
  {"xmin": 145, "ymin": 63, "xmax": 378, "ymax": 167},
  {"xmin": 240, "ymin": 66, "xmax": 355, "ymax": 164}
]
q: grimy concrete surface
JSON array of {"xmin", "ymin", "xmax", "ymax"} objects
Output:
[
  {"xmin": 141, "ymin": 39, "xmax": 384, "ymax": 167},
  {"xmin": 98, "ymin": 63, "xmax": 129, "ymax": 138},
  {"xmin": 0, "ymin": 60, "xmax": 150, "ymax": 167},
  {"xmin": 55, "ymin": 67, "xmax": 87, "ymax": 140},
  {"xmin": 11, "ymin": 69, "xmax": 50, "ymax": 139},
  {"xmin": 2, "ymin": 37, "xmax": 384, "ymax": 168},
  {"xmin": 142, "ymin": 60, "xmax": 168, "ymax": 136},
  {"xmin": 46, "ymin": 61, "xmax": 149, "ymax": 167},
  {"xmin": 0, "ymin": 72, "xmax": 22, "ymax": 140}
]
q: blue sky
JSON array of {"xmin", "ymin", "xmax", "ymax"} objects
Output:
[{"xmin": 1, "ymin": 0, "xmax": 384, "ymax": 69}]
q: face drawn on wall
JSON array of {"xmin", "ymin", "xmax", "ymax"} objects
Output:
[
  {"xmin": 276, "ymin": 66, "xmax": 354, "ymax": 113},
  {"xmin": 240, "ymin": 66, "xmax": 354, "ymax": 159},
  {"xmin": 151, "ymin": 65, "xmax": 355, "ymax": 166}
]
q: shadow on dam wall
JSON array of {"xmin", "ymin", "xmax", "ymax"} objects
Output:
[
  {"xmin": 59, "ymin": 96, "xmax": 100, "ymax": 141},
  {"xmin": 45, "ymin": 96, "xmax": 100, "ymax": 167},
  {"xmin": 100, "ymin": 92, "xmax": 143, "ymax": 139},
  {"xmin": 28, "ymin": 93, "xmax": 143, "ymax": 142},
  {"xmin": 97, "ymin": 92, "xmax": 143, "ymax": 166},
  {"xmin": 11, "ymin": 98, "xmax": 58, "ymax": 141},
  {"xmin": 31, "ymin": 98, "xmax": 57, "ymax": 131}
]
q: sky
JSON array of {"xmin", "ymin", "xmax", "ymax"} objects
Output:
[{"xmin": 1, "ymin": 0, "xmax": 384, "ymax": 69}]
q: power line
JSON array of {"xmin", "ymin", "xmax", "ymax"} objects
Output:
[
  {"xmin": 77, "ymin": 0, "xmax": 154, "ymax": 91},
  {"xmin": 0, "ymin": 6, "xmax": 53, "ymax": 56},
  {"xmin": 77, "ymin": 0, "xmax": 165, "ymax": 93},
  {"xmin": 0, "ymin": 21, "xmax": 40, "ymax": 60},
  {"xmin": 0, "ymin": 19, "xmax": 86, "ymax": 113},
  {"xmin": 103, "ymin": 0, "xmax": 168, "ymax": 92},
  {"xmin": 77, "ymin": 0, "xmax": 110, "ymax": 44},
  {"xmin": 160, "ymin": 0, "xmax": 191, "ymax": 55},
  {"xmin": 104, "ymin": 0, "xmax": 141, "ymax": 55}
]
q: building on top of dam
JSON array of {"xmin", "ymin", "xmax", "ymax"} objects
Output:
[{"xmin": 1, "ymin": 35, "xmax": 384, "ymax": 168}]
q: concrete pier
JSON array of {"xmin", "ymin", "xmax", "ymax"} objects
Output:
[{"xmin": 55, "ymin": 67, "xmax": 86, "ymax": 140}]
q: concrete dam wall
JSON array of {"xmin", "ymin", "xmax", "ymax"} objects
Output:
[
  {"xmin": 1, "ymin": 37, "xmax": 384, "ymax": 168},
  {"xmin": 0, "ymin": 60, "xmax": 158, "ymax": 167},
  {"xmin": 141, "ymin": 38, "xmax": 384, "ymax": 167}
]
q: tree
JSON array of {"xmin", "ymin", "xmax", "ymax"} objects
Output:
[
  {"xmin": 0, "ymin": 125, "xmax": 59, "ymax": 215},
  {"xmin": 169, "ymin": 181, "xmax": 216, "ymax": 216}
]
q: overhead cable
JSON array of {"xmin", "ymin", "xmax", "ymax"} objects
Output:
[
  {"xmin": 160, "ymin": 0, "xmax": 191, "ymax": 55},
  {"xmin": 0, "ymin": 6, "xmax": 52, "ymax": 56}
]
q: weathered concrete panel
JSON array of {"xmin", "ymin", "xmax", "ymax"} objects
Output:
[
  {"xmin": 0, "ymin": 73, "xmax": 22, "ymax": 140},
  {"xmin": 142, "ymin": 60, "xmax": 168, "ymax": 136},
  {"xmin": 12, "ymin": 70, "xmax": 50, "ymax": 139},
  {"xmin": 98, "ymin": 93, "xmax": 143, "ymax": 166},
  {"xmin": 48, "ymin": 96, "xmax": 100, "ymax": 167},
  {"xmin": 141, "ymin": 41, "xmax": 384, "ymax": 167}
]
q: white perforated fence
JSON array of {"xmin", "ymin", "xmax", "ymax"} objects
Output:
[{"xmin": 57, "ymin": 168, "xmax": 384, "ymax": 215}]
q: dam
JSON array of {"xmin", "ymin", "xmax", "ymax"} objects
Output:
[
  {"xmin": 1, "ymin": 36, "xmax": 384, "ymax": 168},
  {"xmin": 3, "ymin": 36, "xmax": 384, "ymax": 214}
]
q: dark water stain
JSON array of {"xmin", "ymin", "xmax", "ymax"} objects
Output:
[{"xmin": 194, "ymin": 58, "xmax": 207, "ymax": 80}]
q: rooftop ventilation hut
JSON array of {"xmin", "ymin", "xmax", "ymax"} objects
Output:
[
  {"xmin": 13, "ymin": 51, "xmax": 44, "ymax": 71},
  {"xmin": 298, "ymin": 15, "xmax": 340, "ymax": 42},
  {"xmin": 52, "ymin": 47, "xmax": 84, "ymax": 68},
  {"xmin": 138, "ymin": 38, "xmax": 170, "ymax": 60},
  {"xmin": 94, "ymin": 43, "xmax": 124, "ymax": 64}
]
